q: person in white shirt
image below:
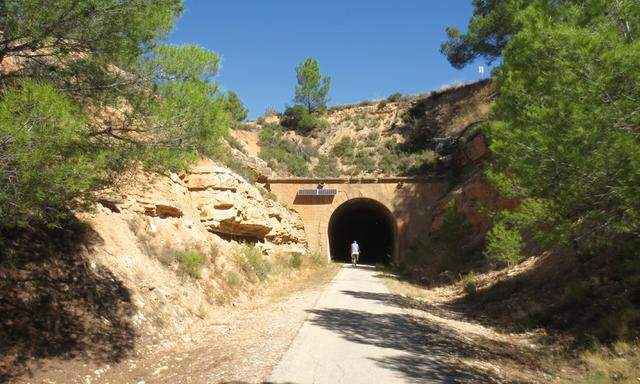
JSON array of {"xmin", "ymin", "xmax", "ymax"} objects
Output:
[{"xmin": 350, "ymin": 240, "xmax": 360, "ymax": 267}]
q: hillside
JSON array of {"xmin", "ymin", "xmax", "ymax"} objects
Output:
[
  {"xmin": 230, "ymin": 79, "xmax": 494, "ymax": 179},
  {"xmin": 0, "ymin": 158, "xmax": 333, "ymax": 382},
  {"xmin": 230, "ymin": 80, "xmax": 506, "ymax": 277}
]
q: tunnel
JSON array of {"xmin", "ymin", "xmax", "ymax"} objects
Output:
[{"xmin": 328, "ymin": 198, "xmax": 396, "ymax": 265}]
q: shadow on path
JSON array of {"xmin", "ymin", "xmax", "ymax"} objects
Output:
[
  {"xmin": 341, "ymin": 289, "xmax": 461, "ymax": 321},
  {"xmin": 307, "ymin": 304, "xmax": 502, "ymax": 383}
]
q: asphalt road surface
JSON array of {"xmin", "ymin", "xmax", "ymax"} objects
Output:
[{"xmin": 269, "ymin": 265, "xmax": 431, "ymax": 384}]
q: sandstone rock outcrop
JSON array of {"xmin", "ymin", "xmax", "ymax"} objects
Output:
[
  {"xmin": 185, "ymin": 159, "xmax": 304, "ymax": 243},
  {"xmin": 95, "ymin": 159, "xmax": 306, "ymax": 246}
]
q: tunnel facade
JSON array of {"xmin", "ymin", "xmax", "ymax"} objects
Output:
[
  {"xmin": 262, "ymin": 177, "xmax": 448, "ymax": 262},
  {"xmin": 328, "ymin": 198, "xmax": 396, "ymax": 264}
]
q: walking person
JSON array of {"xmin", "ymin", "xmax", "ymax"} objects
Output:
[{"xmin": 350, "ymin": 240, "xmax": 360, "ymax": 267}]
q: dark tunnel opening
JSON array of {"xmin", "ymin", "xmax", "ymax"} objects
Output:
[{"xmin": 328, "ymin": 198, "xmax": 396, "ymax": 265}]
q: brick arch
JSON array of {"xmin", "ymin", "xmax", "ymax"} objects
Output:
[{"xmin": 327, "ymin": 197, "xmax": 398, "ymax": 263}]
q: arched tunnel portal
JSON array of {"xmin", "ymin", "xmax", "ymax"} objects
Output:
[{"xmin": 328, "ymin": 198, "xmax": 396, "ymax": 265}]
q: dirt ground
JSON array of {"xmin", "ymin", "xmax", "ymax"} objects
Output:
[
  {"xmin": 11, "ymin": 263, "xmax": 585, "ymax": 384},
  {"xmin": 380, "ymin": 271, "xmax": 582, "ymax": 383},
  {"xmin": 229, "ymin": 129, "xmax": 261, "ymax": 158},
  {"xmin": 13, "ymin": 267, "xmax": 338, "ymax": 384}
]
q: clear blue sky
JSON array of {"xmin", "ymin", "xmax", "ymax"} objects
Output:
[{"xmin": 168, "ymin": 1, "xmax": 485, "ymax": 119}]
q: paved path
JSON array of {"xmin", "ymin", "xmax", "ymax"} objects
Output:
[{"xmin": 268, "ymin": 266, "xmax": 426, "ymax": 384}]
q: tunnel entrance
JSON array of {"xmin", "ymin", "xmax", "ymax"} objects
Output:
[{"xmin": 328, "ymin": 198, "xmax": 396, "ymax": 265}]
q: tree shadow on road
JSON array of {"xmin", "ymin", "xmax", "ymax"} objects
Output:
[
  {"xmin": 300, "ymin": 289, "xmax": 540, "ymax": 383},
  {"xmin": 0, "ymin": 217, "xmax": 136, "ymax": 382},
  {"xmin": 342, "ymin": 289, "xmax": 463, "ymax": 322}
]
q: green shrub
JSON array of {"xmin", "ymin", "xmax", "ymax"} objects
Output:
[
  {"xmin": 561, "ymin": 280, "xmax": 592, "ymax": 306},
  {"xmin": 462, "ymin": 271, "xmax": 478, "ymax": 295},
  {"xmin": 403, "ymin": 150, "xmax": 437, "ymax": 174},
  {"xmin": 176, "ymin": 250, "xmax": 206, "ymax": 278},
  {"xmin": 281, "ymin": 105, "xmax": 328, "ymax": 134},
  {"xmin": 289, "ymin": 253, "xmax": 302, "ymax": 269},
  {"xmin": 364, "ymin": 132, "xmax": 380, "ymax": 147},
  {"xmin": 260, "ymin": 146, "xmax": 311, "ymax": 176},
  {"xmin": 258, "ymin": 123, "xmax": 285, "ymax": 146},
  {"xmin": 310, "ymin": 251, "xmax": 327, "ymax": 268},
  {"xmin": 435, "ymin": 200, "xmax": 472, "ymax": 272},
  {"xmin": 223, "ymin": 90, "xmax": 248, "ymax": 122},
  {"xmin": 258, "ymin": 124, "xmax": 311, "ymax": 176},
  {"xmin": 331, "ymin": 137, "xmax": 356, "ymax": 160},
  {"xmin": 383, "ymin": 138, "xmax": 398, "ymax": 150},
  {"xmin": 484, "ymin": 222, "xmax": 525, "ymax": 266},
  {"xmin": 313, "ymin": 155, "xmax": 340, "ymax": 177},
  {"xmin": 265, "ymin": 191, "xmax": 278, "ymax": 202},
  {"xmin": 226, "ymin": 271, "xmax": 242, "ymax": 287},
  {"xmin": 211, "ymin": 145, "xmax": 256, "ymax": 182},
  {"xmin": 214, "ymin": 293, "xmax": 228, "ymax": 306},
  {"xmin": 235, "ymin": 122, "xmax": 256, "ymax": 131},
  {"xmin": 227, "ymin": 135, "xmax": 247, "ymax": 154},
  {"xmin": 378, "ymin": 152, "xmax": 401, "ymax": 175},
  {"xmin": 301, "ymin": 137, "xmax": 319, "ymax": 158},
  {"xmin": 394, "ymin": 200, "xmax": 474, "ymax": 280},
  {"xmin": 236, "ymin": 245, "xmax": 272, "ymax": 282},
  {"xmin": 386, "ymin": 92, "xmax": 403, "ymax": 102},
  {"xmin": 156, "ymin": 248, "xmax": 177, "ymax": 266},
  {"xmin": 351, "ymin": 149, "xmax": 377, "ymax": 173},
  {"xmin": 392, "ymin": 240, "xmax": 429, "ymax": 279},
  {"xmin": 209, "ymin": 243, "xmax": 220, "ymax": 261}
]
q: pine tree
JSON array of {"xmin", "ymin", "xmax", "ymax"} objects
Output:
[
  {"xmin": 294, "ymin": 58, "xmax": 331, "ymax": 113},
  {"xmin": 0, "ymin": 1, "xmax": 231, "ymax": 227}
]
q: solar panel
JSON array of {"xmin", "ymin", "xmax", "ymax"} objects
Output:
[
  {"xmin": 318, "ymin": 189, "xmax": 337, "ymax": 196},
  {"xmin": 297, "ymin": 188, "xmax": 337, "ymax": 196}
]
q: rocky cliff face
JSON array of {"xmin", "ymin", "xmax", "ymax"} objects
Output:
[
  {"xmin": 185, "ymin": 159, "xmax": 304, "ymax": 244},
  {"xmin": 94, "ymin": 158, "xmax": 305, "ymax": 247},
  {"xmin": 76, "ymin": 158, "xmax": 307, "ymax": 336}
]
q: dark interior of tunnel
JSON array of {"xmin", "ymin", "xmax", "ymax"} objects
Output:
[{"xmin": 328, "ymin": 198, "xmax": 395, "ymax": 265}]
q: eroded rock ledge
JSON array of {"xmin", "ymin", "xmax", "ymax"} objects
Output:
[
  {"xmin": 97, "ymin": 158, "xmax": 306, "ymax": 246},
  {"xmin": 187, "ymin": 159, "xmax": 305, "ymax": 243}
]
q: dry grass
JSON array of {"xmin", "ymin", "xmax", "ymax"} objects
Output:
[
  {"xmin": 377, "ymin": 268, "xmax": 573, "ymax": 383},
  {"xmin": 214, "ymin": 245, "xmax": 339, "ymax": 308},
  {"xmin": 265, "ymin": 261, "xmax": 340, "ymax": 303},
  {"xmin": 379, "ymin": 263, "xmax": 640, "ymax": 383},
  {"xmin": 377, "ymin": 268, "xmax": 466, "ymax": 303},
  {"xmin": 580, "ymin": 342, "xmax": 640, "ymax": 384},
  {"xmin": 379, "ymin": 271, "xmax": 437, "ymax": 299}
]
